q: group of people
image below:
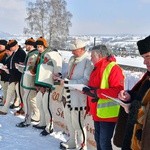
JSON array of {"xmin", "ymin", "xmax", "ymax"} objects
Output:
[
  {"xmin": 0, "ymin": 37, "xmax": 62, "ymax": 137},
  {"xmin": 0, "ymin": 36, "xmax": 149, "ymax": 150}
]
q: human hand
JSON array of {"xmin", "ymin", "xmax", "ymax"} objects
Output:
[
  {"xmin": 40, "ymin": 87, "xmax": 46, "ymax": 94},
  {"xmin": 2, "ymin": 65, "xmax": 7, "ymax": 69},
  {"xmin": 2, "ymin": 65, "xmax": 9, "ymax": 74},
  {"xmin": 118, "ymin": 90, "xmax": 131, "ymax": 102},
  {"xmin": 120, "ymin": 103, "xmax": 131, "ymax": 114},
  {"xmin": 52, "ymin": 73, "xmax": 62, "ymax": 81},
  {"xmin": 15, "ymin": 63, "xmax": 19, "ymax": 69},
  {"xmin": 82, "ymin": 87, "xmax": 95, "ymax": 97},
  {"xmin": 19, "ymin": 62, "xmax": 24, "ymax": 65},
  {"xmin": 60, "ymin": 79, "xmax": 64, "ymax": 86},
  {"xmin": 35, "ymin": 86, "xmax": 40, "ymax": 92},
  {"xmin": 82, "ymin": 87, "xmax": 99, "ymax": 102}
]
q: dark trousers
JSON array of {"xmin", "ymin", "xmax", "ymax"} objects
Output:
[{"xmin": 94, "ymin": 121, "xmax": 116, "ymax": 150}]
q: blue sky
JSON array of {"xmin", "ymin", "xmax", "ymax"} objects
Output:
[
  {"xmin": 66, "ymin": 0, "xmax": 150, "ymax": 35},
  {"xmin": 0, "ymin": 0, "xmax": 150, "ymax": 35}
]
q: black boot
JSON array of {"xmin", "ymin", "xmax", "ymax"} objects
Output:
[
  {"xmin": 59, "ymin": 140, "xmax": 76, "ymax": 149},
  {"xmin": 16, "ymin": 121, "xmax": 30, "ymax": 128},
  {"xmin": 40, "ymin": 128, "xmax": 53, "ymax": 136},
  {"xmin": 33, "ymin": 124, "xmax": 46, "ymax": 130},
  {"xmin": 9, "ymin": 103, "xmax": 19, "ymax": 109}
]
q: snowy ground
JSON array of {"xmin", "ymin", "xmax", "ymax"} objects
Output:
[
  {"xmin": 0, "ymin": 109, "xmax": 121, "ymax": 150},
  {"xmin": 0, "ymin": 108, "xmax": 68, "ymax": 150}
]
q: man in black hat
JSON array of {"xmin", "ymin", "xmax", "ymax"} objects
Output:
[{"xmin": 116, "ymin": 35, "xmax": 150, "ymax": 150}]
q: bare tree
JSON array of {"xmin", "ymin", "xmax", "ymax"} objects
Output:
[{"xmin": 24, "ymin": 0, "xmax": 72, "ymax": 49}]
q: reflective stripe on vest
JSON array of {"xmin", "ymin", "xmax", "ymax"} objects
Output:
[{"xmin": 97, "ymin": 62, "xmax": 120, "ymax": 118}]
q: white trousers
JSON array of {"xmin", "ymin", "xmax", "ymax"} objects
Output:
[
  {"xmin": 36, "ymin": 90, "xmax": 53, "ymax": 132},
  {"xmin": 23, "ymin": 89, "xmax": 40, "ymax": 124},
  {"xmin": 0, "ymin": 82, "xmax": 19, "ymax": 113},
  {"xmin": 64, "ymin": 106, "xmax": 87, "ymax": 149},
  {"xmin": 0, "ymin": 81, "xmax": 9, "ymax": 103}
]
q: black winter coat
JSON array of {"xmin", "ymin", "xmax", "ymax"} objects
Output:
[
  {"xmin": 0, "ymin": 54, "xmax": 11, "ymax": 81},
  {"xmin": 9, "ymin": 46, "xmax": 26, "ymax": 83}
]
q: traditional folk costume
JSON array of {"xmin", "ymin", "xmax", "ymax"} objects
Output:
[
  {"xmin": 16, "ymin": 38, "xmax": 40, "ymax": 127},
  {"xmin": 32, "ymin": 37, "xmax": 62, "ymax": 136},
  {"xmin": 35, "ymin": 50, "xmax": 62, "ymax": 135},
  {"xmin": 60, "ymin": 39, "xmax": 93, "ymax": 150}
]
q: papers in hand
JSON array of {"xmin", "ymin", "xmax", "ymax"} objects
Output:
[
  {"xmin": 101, "ymin": 93, "xmax": 131, "ymax": 113},
  {"xmin": 24, "ymin": 70, "xmax": 35, "ymax": 76},
  {"xmin": 15, "ymin": 63, "xmax": 25, "ymax": 69},
  {"xmin": 101, "ymin": 93, "xmax": 128, "ymax": 105},
  {"xmin": 65, "ymin": 84, "xmax": 88, "ymax": 91},
  {"xmin": 0, "ymin": 63, "xmax": 9, "ymax": 74},
  {"xmin": 0, "ymin": 63, "xmax": 4, "ymax": 68},
  {"xmin": 17, "ymin": 64, "xmax": 25, "ymax": 68}
]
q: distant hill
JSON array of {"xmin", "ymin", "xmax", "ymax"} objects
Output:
[{"xmin": 0, "ymin": 31, "xmax": 15, "ymax": 39}]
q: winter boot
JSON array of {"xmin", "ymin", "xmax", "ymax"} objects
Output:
[
  {"xmin": 33, "ymin": 124, "xmax": 46, "ymax": 130},
  {"xmin": 16, "ymin": 121, "xmax": 30, "ymax": 128},
  {"xmin": 60, "ymin": 139, "xmax": 76, "ymax": 149},
  {"xmin": 40, "ymin": 129, "xmax": 53, "ymax": 136}
]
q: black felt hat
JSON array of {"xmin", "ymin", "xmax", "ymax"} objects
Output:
[
  {"xmin": 137, "ymin": 36, "xmax": 150, "ymax": 55},
  {"xmin": 0, "ymin": 40, "xmax": 7, "ymax": 46}
]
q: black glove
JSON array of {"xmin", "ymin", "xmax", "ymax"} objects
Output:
[
  {"xmin": 82, "ymin": 87, "xmax": 99, "ymax": 102},
  {"xmin": 82, "ymin": 87, "xmax": 95, "ymax": 97}
]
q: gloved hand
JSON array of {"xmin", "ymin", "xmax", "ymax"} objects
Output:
[
  {"xmin": 82, "ymin": 87, "xmax": 95, "ymax": 97},
  {"xmin": 82, "ymin": 87, "xmax": 99, "ymax": 102}
]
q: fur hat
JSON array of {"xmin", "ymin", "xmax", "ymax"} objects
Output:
[
  {"xmin": 69, "ymin": 39, "xmax": 86, "ymax": 51},
  {"xmin": 36, "ymin": 37, "xmax": 48, "ymax": 48},
  {"xmin": 7, "ymin": 40, "xmax": 18, "ymax": 48},
  {"xmin": 137, "ymin": 35, "xmax": 150, "ymax": 55},
  {"xmin": 25, "ymin": 37, "xmax": 36, "ymax": 47},
  {"xmin": 0, "ymin": 40, "xmax": 7, "ymax": 46}
]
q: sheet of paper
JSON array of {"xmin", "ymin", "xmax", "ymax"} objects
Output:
[
  {"xmin": 0, "ymin": 63, "xmax": 9, "ymax": 74},
  {"xmin": 65, "ymin": 84, "xmax": 88, "ymax": 91},
  {"xmin": 101, "ymin": 93, "xmax": 128, "ymax": 105},
  {"xmin": 17, "ymin": 64, "xmax": 25, "ymax": 68},
  {"xmin": 0, "ymin": 63, "xmax": 4, "ymax": 69}
]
